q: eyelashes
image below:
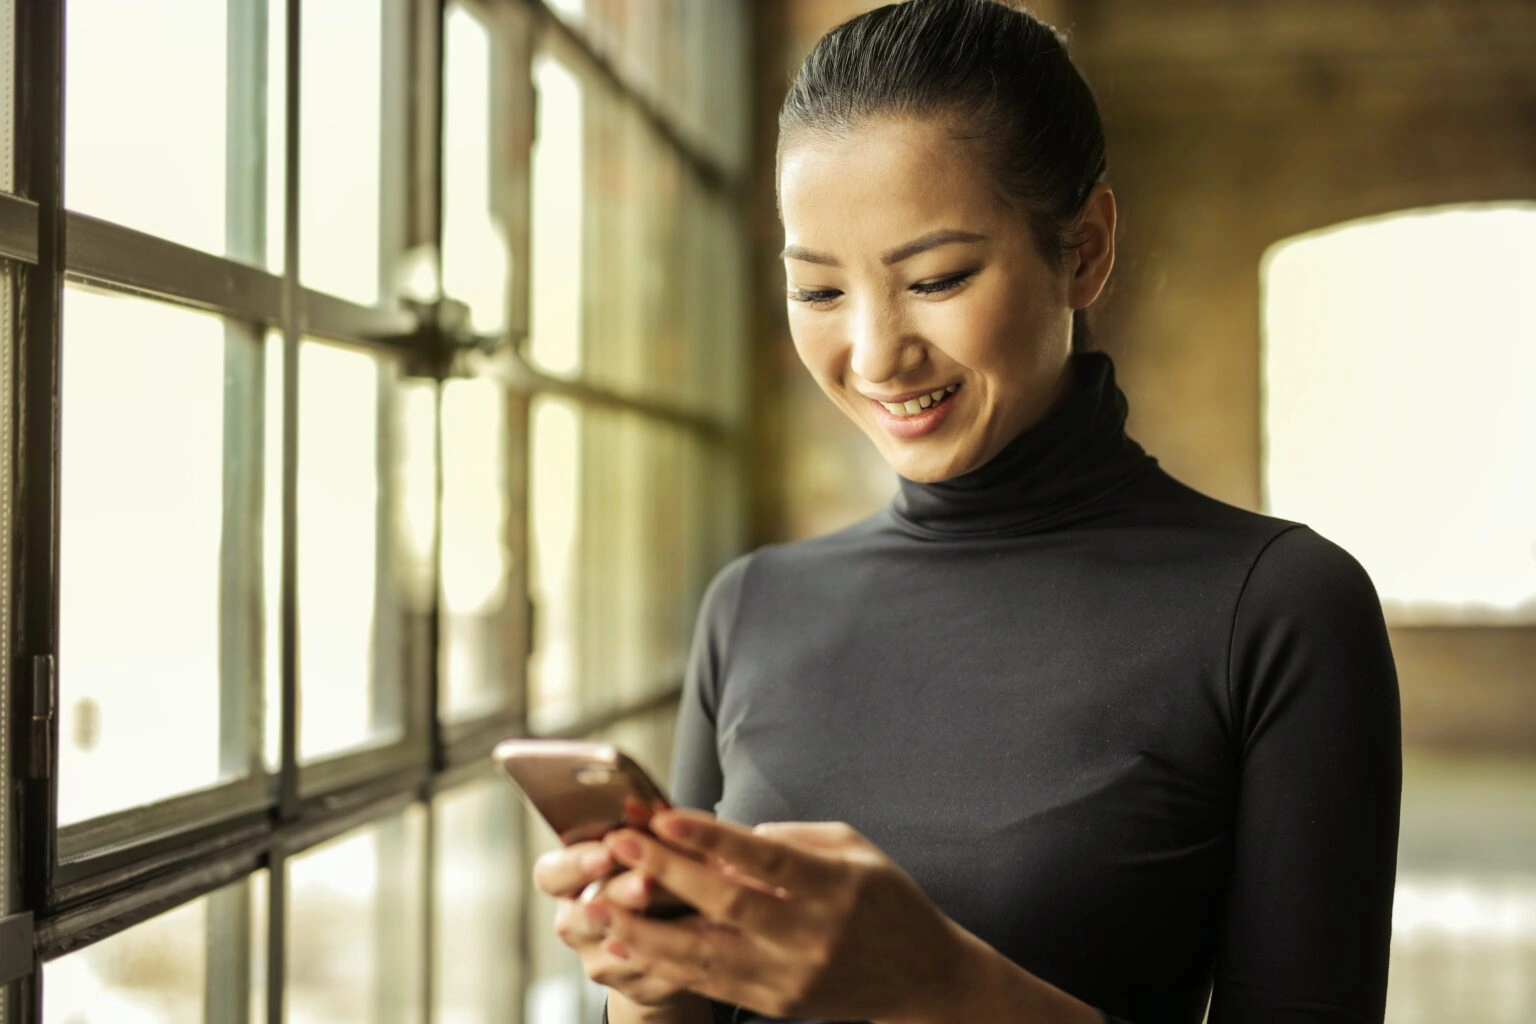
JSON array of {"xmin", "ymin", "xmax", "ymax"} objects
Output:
[
  {"xmin": 911, "ymin": 270, "xmax": 976, "ymax": 296},
  {"xmin": 788, "ymin": 287, "xmax": 842, "ymax": 306},
  {"xmin": 787, "ymin": 270, "xmax": 978, "ymax": 307}
]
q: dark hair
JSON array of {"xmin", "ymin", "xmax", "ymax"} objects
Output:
[{"xmin": 777, "ymin": 0, "xmax": 1108, "ymax": 352}]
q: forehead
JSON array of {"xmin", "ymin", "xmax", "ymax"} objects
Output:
[{"xmin": 778, "ymin": 118, "xmax": 1009, "ymax": 251}]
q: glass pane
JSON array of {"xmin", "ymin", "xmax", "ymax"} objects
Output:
[
  {"xmin": 527, "ymin": 397, "xmax": 580, "ymax": 726},
  {"xmin": 65, "ymin": 0, "xmax": 285, "ymax": 268},
  {"xmin": 579, "ymin": 93, "xmax": 628, "ymax": 397},
  {"xmin": 522, "ymin": 800, "xmax": 589, "ymax": 1024},
  {"xmin": 434, "ymin": 774, "xmax": 522, "ymax": 1024},
  {"xmin": 528, "ymin": 398, "xmax": 714, "ymax": 730},
  {"xmin": 287, "ymin": 807, "xmax": 426, "ymax": 1024},
  {"xmin": 395, "ymin": 377, "xmax": 440, "ymax": 622},
  {"xmin": 441, "ymin": 379, "xmax": 515, "ymax": 722},
  {"xmin": 301, "ymin": 0, "xmax": 383, "ymax": 304},
  {"xmin": 442, "ymin": 2, "xmax": 509, "ymax": 336},
  {"xmin": 527, "ymin": 56, "xmax": 585, "ymax": 378},
  {"xmin": 297, "ymin": 341, "xmax": 409, "ymax": 762},
  {"xmin": 529, "ymin": 74, "xmax": 738, "ymax": 418},
  {"xmin": 59, "ymin": 287, "xmax": 270, "ymax": 825},
  {"xmin": 44, "ymin": 875, "xmax": 267, "ymax": 1024},
  {"xmin": 694, "ymin": 185, "xmax": 746, "ymax": 424}
]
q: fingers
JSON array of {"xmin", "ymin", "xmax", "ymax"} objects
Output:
[
  {"xmin": 534, "ymin": 841, "xmax": 614, "ymax": 899},
  {"xmin": 601, "ymin": 869, "xmax": 656, "ymax": 911},
  {"xmin": 554, "ymin": 895, "xmax": 615, "ymax": 948},
  {"xmin": 602, "ymin": 907, "xmax": 763, "ymax": 1004},
  {"xmin": 752, "ymin": 820, "xmax": 865, "ymax": 851},
  {"xmin": 646, "ymin": 810, "xmax": 846, "ymax": 893},
  {"xmin": 558, "ymin": 899, "xmax": 700, "ymax": 1009},
  {"xmin": 604, "ymin": 829, "xmax": 799, "ymax": 934}
]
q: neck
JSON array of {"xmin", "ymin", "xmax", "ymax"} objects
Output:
[{"xmin": 888, "ymin": 351, "xmax": 1154, "ymax": 539}]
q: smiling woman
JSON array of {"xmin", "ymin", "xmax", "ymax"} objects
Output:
[
  {"xmin": 536, "ymin": 2, "xmax": 1403, "ymax": 1023},
  {"xmin": 777, "ymin": 116, "xmax": 1113, "ymax": 483}
]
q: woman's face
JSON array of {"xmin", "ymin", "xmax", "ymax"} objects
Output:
[{"xmin": 778, "ymin": 117, "xmax": 1116, "ymax": 483}]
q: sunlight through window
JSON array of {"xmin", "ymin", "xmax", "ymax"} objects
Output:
[{"xmin": 1261, "ymin": 204, "xmax": 1536, "ymax": 624}]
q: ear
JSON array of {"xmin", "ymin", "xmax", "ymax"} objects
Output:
[{"xmin": 1066, "ymin": 184, "xmax": 1116, "ymax": 312}]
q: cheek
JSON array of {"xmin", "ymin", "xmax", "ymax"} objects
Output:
[
  {"xmin": 786, "ymin": 309, "xmax": 842, "ymax": 381},
  {"xmin": 934, "ymin": 282, "xmax": 1054, "ymax": 379},
  {"xmin": 918, "ymin": 293, "xmax": 1017, "ymax": 377}
]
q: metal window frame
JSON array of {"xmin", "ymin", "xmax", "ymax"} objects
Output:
[{"xmin": 8, "ymin": 0, "xmax": 750, "ymax": 1020}]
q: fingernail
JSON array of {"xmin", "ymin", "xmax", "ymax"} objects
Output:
[
  {"xmin": 580, "ymin": 848, "xmax": 611, "ymax": 875},
  {"xmin": 608, "ymin": 833, "xmax": 642, "ymax": 861},
  {"xmin": 654, "ymin": 814, "xmax": 691, "ymax": 840},
  {"xmin": 606, "ymin": 939, "xmax": 631, "ymax": 960},
  {"xmin": 586, "ymin": 903, "xmax": 610, "ymax": 932}
]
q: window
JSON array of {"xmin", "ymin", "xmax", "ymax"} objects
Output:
[
  {"xmin": 1261, "ymin": 203, "xmax": 1536, "ymax": 625},
  {"xmin": 7, "ymin": 2, "xmax": 748, "ymax": 1022}
]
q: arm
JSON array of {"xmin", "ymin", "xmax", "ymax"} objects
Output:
[
  {"xmin": 604, "ymin": 555, "xmax": 755, "ymax": 1024},
  {"xmin": 1210, "ymin": 527, "xmax": 1402, "ymax": 1022},
  {"xmin": 871, "ymin": 920, "xmax": 1108, "ymax": 1024}
]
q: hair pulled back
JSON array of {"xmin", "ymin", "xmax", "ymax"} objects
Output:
[{"xmin": 778, "ymin": 0, "xmax": 1108, "ymax": 352}]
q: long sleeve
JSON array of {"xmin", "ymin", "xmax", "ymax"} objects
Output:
[
  {"xmin": 669, "ymin": 552, "xmax": 753, "ymax": 812},
  {"xmin": 1208, "ymin": 526, "xmax": 1403, "ymax": 1022}
]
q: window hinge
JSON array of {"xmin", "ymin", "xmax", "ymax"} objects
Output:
[
  {"xmin": 0, "ymin": 912, "xmax": 33, "ymax": 985},
  {"xmin": 22, "ymin": 655, "xmax": 55, "ymax": 781}
]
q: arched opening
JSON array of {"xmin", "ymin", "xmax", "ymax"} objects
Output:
[{"xmin": 1260, "ymin": 202, "xmax": 1536, "ymax": 625}]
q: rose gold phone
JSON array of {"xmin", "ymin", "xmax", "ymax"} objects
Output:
[
  {"xmin": 493, "ymin": 738, "xmax": 672, "ymax": 844},
  {"xmin": 493, "ymin": 738, "xmax": 695, "ymax": 917}
]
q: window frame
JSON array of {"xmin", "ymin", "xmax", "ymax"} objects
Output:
[{"xmin": 7, "ymin": 0, "xmax": 748, "ymax": 1021}]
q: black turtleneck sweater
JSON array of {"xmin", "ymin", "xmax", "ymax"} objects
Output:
[{"xmin": 619, "ymin": 352, "xmax": 1402, "ymax": 1024}]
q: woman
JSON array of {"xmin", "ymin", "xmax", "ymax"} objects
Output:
[{"xmin": 534, "ymin": 1, "xmax": 1403, "ymax": 1021}]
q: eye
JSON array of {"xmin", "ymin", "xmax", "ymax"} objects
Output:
[
  {"xmin": 911, "ymin": 270, "xmax": 976, "ymax": 297},
  {"xmin": 788, "ymin": 287, "xmax": 842, "ymax": 306}
]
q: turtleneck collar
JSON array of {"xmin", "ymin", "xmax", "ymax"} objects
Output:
[{"xmin": 888, "ymin": 351, "xmax": 1155, "ymax": 540}]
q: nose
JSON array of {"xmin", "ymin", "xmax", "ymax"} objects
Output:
[{"xmin": 847, "ymin": 296, "xmax": 925, "ymax": 384}]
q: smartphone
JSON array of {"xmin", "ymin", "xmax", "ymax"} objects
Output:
[{"xmin": 493, "ymin": 738, "xmax": 696, "ymax": 917}]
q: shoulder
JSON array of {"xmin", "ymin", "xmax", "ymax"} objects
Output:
[
  {"xmin": 1238, "ymin": 524, "xmax": 1383, "ymax": 626},
  {"xmin": 1227, "ymin": 524, "xmax": 1397, "ymax": 746},
  {"xmin": 696, "ymin": 550, "xmax": 757, "ymax": 636}
]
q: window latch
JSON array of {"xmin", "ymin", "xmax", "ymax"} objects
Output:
[{"xmin": 400, "ymin": 296, "xmax": 503, "ymax": 380}]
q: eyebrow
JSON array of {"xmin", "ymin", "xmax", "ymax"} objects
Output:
[{"xmin": 779, "ymin": 229, "xmax": 988, "ymax": 268}]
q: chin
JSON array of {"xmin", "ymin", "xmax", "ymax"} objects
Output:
[{"xmin": 885, "ymin": 444, "xmax": 974, "ymax": 484}]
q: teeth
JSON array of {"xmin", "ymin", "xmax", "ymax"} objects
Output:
[{"xmin": 878, "ymin": 385, "xmax": 959, "ymax": 417}]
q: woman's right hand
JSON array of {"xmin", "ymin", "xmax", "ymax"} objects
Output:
[{"xmin": 532, "ymin": 840, "xmax": 699, "ymax": 1010}]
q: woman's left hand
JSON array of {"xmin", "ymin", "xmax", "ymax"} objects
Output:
[{"xmin": 597, "ymin": 809, "xmax": 964, "ymax": 1024}]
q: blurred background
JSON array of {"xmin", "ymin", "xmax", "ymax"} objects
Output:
[{"xmin": 4, "ymin": 0, "xmax": 1531, "ymax": 1022}]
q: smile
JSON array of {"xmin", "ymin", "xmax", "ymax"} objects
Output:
[
  {"xmin": 875, "ymin": 385, "xmax": 959, "ymax": 417},
  {"xmin": 867, "ymin": 384, "xmax": 962, "ymax": 440}
]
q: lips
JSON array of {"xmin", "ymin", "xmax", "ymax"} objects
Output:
[{"xmin": 867, "ymin": 383, "xmax": 961, "ymax": 440}]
